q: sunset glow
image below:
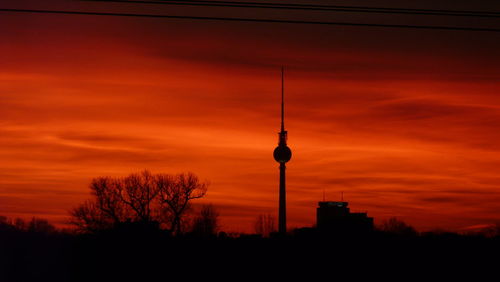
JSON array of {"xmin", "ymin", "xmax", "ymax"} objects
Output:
[{"xmin": 2, "ymin": 1, "xmax": 500, "ymax": 233}]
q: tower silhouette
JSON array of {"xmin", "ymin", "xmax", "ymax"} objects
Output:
[{"xmin": 273, "ymin": 67, "xmax": 292, "ymax": 235}]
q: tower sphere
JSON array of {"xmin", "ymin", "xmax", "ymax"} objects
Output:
[{"xmin": 274, "ymin": 145, "xmax": 292, "ymax": 163}]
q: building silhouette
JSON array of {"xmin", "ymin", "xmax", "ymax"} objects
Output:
[{"xmin": 316, "ymin": 201, "xmax": 374, "ymax": 234}]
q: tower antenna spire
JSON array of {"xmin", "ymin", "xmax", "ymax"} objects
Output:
[{"xmin": 281, "ymin": 66, "xmax": 285, "ymax": 132}]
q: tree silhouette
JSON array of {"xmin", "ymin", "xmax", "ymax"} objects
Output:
[
  {"xmin": 0, "ymin": 216, "xmax": 15, "ymax": 232},
  {"xmin": 379, "ymin": 217, "xmax": 417, "ymax": 236},
  {"xmin": 191, "ymin": 204, "xmax": 220, "ymax": 237},
  {"xmin": 90, "ymin": 177, "xmax": 126, "ymax": 224},
  {"xmin": 28, "ymin": 217, "xmax": 56, "ymax": 234},
  {"xmin": 70, "ymin": 200, "xmax": 114, "ymax": 232},
  {"xmin": 70, "ymin": 170, "xmax": 208, "ymax": 234},
  {"xmin": 480, "ymin": 223, "xmax": 500, "ymax": 238},
  {"xmin": 254, "ymin": 214, "xmax": 276, "ymax": 237},
  {"xmin": 157, "ymin": 172, "xmax": 208, "ymax": 235},
  {"xmin": 14, "ymin": 218, "xmax": 26, "ymax": 230},
  {"xmin": 0, "ymin": 215, "xmax": 55, "ymax": 234},
  {"xmin": 119, "ymin": 171, "xmax": 160, "ymax": 223}
]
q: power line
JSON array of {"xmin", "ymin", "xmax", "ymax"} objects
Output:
[
  {"xmin": 1, "ymin": 8, "xmax": 500, "ymax": 32},
  {"xmin": 91, "ymin": 0, "xmax": 500, "ymax": 16},
  {"xmin": 81, "ymin": 0, "xmax": 500, "ymax": 18},
  {"xmin": 154, "ymin": 0, "xmax": 499, "ymax": 15}
]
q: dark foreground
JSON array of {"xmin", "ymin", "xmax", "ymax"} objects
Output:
[{"xmin": 1, "ymin": 228, "xmax": 499, "ymax": 281}]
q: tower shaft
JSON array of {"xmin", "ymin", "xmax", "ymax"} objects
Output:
[{"xmin": 279, "ymin": 162, "xmax": 286, "ymax": 234}]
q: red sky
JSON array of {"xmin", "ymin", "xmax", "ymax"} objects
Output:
[{"xmin": 1, "ymin": 0, "xmax": 500, "ymax": 233}]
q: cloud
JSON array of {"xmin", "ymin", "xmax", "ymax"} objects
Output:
[{"xmin": 1, "ymin": 6, "xmax": 500, "ymax": 233}]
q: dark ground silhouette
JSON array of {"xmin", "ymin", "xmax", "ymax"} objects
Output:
[
  {"xmin": 1, "ymin": 218, "xmax": 499, "ymax": 281},
  {"xmin": 2, "ymin": 169, "xmax": 498, "ymax": 280}
]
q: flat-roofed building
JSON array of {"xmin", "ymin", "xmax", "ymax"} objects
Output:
[{"xmin": 317, "ymin": 201, "xmax": 373, "ymax": 234}]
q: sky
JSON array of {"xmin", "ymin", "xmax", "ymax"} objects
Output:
[{"xmin": 1, "ymin": 0, "xmax": 500, "ymax": 233}]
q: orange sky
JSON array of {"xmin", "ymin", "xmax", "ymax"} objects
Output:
[{"xmin": 1, "ymin": 1, "xmax": 500, "ymax": 233}]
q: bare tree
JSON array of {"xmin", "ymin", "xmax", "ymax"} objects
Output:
[
  {"xmin": 157, "ymin": 172, "xmax": 208, "ymax": 235},
  {"xmin": 191, "ymin": 204, "xmax": 220, "ymax": 237},
  {"xmin": 254, "ymin": 214, "xmax": 276, "ymax": 237},
  {"xmin": 70, "ymin": 200, "xmax": 115, "ymax": 233},
  {"xmin": 119, "ymin": 171, "xmax": 160, "ymax": 223},
  {"xmin": 90, "ymin": 177, "xmax": 126, "ymax": 224},
  {"xmin": 69, "ymin": 170, "xmax": 208, "ymax": 234}
]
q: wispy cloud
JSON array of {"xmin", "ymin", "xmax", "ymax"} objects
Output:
[{"xmin": 1, "ymin": 9, "xmax": 500, "ymax": 232}]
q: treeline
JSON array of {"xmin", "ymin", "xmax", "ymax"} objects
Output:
[
  {"xmin": 5, "ymin": 169, "xmax": 500, "ymax": 239},
  {"xmin": 2, "ymin": 213, "xmax": 500, "ymax": 281},
  {"xmin": 2, "ymin": 170, "xmax": 500, "ymax": 280},
  {"xmin": 0, "ymin": 216, "xmax": 57, "ymax": 234},
  {"xmin": 2, "ymin": 212, "xmax": 500, "ymax": 239},
  {"xmin": 2, "ymin": 212, "xmax": 500, "ymax": 281}
]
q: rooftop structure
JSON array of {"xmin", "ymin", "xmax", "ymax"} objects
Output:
[{"xmin": 317, "ymin": 201, "xmax": 373, "ymax": 234}]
